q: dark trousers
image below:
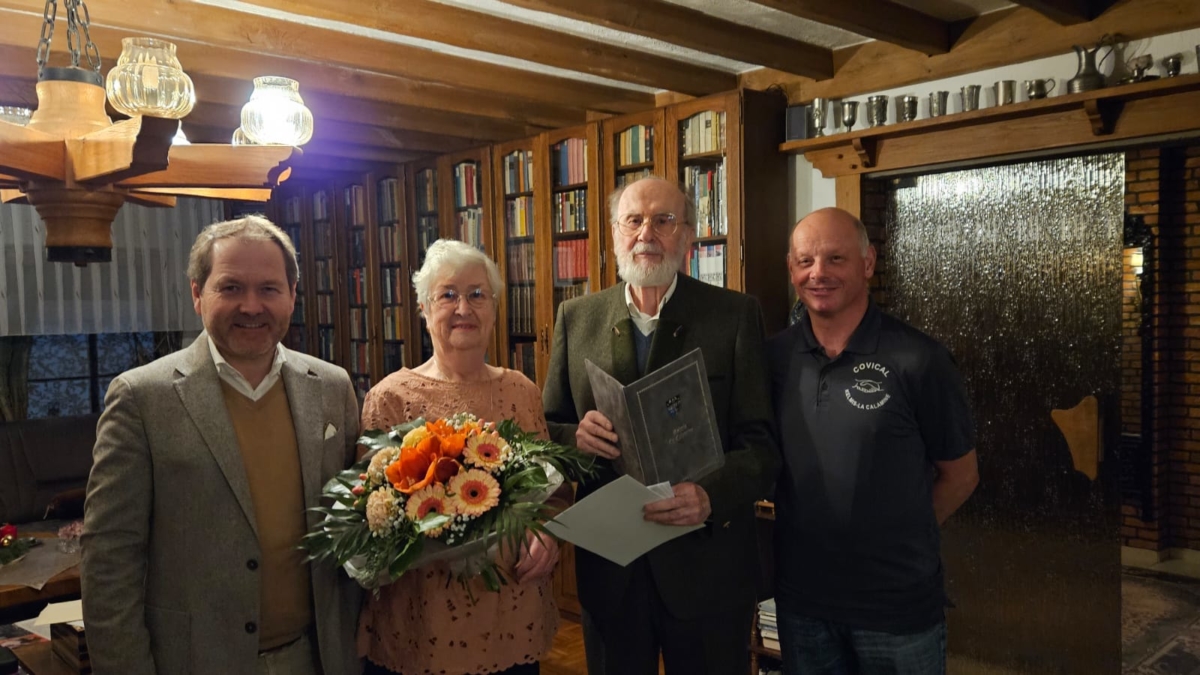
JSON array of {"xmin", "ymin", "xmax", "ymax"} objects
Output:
[
  {"xmin": 581, "ymin": 557, "xmax": 753, "ymax": 675},
  {"xmin": 776, "ymin": 607, "xmax": 946, "ymax": 675},
  {"xmin": 364, "ymin": 660, "xmax": 539, "ymax": 675}
]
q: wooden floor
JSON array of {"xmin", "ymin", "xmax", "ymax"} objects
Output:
[{"xmin": 542, "ymin": 620, "xmax": 666, "ymax": 675}]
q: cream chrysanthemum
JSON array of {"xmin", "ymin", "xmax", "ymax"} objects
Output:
[
  {"xmin": 405, "ymin": 484, "xmax": 452, "ymax": 536},
  {"xmin": 463, "ymin": 432, "xmax": 510, "ymax": 472},
  {"xmin": 401, "ymin": 425, "xmax": 431, "ymax": 448},
  {"xmin": 366, "ymin": 448, "xmax": 400, "ymax": 486},
  {"xmin": 365, "ymin": 487, "xmax": 403, "ymax": 535},
  {"xmin": 447, "ymin": 469, "xmax": 501, "ymax": 517}
]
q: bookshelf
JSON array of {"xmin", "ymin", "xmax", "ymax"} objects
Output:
[
  {"xmin": 492, "ymin": 139, "xmax": 539, "ymax": 385},
  {"xmin": 277, "ymin": 190, "xmax": 309, "ymax": 355},
  {"xmin": 340, "ymin": 181, "xmax": 373, "ymax": 398},
  {"xmin": 375, "ymin": 173, "xmax": 408, "ymax": 378},
  {"xmin": 311, "ymin": 187, "xmax": 338, "ymax": 364},
  {"xmin": 601, "ymin": 108, "xmax": 667, "ymax": 288},
  {"xmin": 405, "ymin": 159, "xmax": 439, "ymax": 365}
]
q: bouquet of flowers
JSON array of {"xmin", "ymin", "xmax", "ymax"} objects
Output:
[
  {"xmin": 0, "ymin": 523, "xmax": 40, "ymax": 566},
  {"xmin": 302, "ymin": 413, "xmax": 594, "ymax": 591}
]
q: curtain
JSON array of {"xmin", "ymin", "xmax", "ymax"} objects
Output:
[{"xmin": 0, "ymin": 197, "xmax": 221, "ymax": 336}]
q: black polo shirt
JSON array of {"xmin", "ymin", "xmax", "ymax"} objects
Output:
[{"xmin": 766, "ymin": 301, "xmax": 975, "ymax": 634}]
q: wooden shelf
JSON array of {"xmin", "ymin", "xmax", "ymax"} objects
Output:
[
  {"xmin": 750, "ymin": 642, "xmax": 781, "ymax": 659},
  {"xmin": 553, "ymin": 181, "xmax": 588, "ymax": 191},
  {"xmin": 616, "ymin": 161, "xmax": 655, "ymax": 171},
  {"xmin": 680, "ymin": 149, "xmax": 726, "ymax": 161},
  {"xmin": 781, "ymin": 74, "xmax": 1200, "ymax": 177}
]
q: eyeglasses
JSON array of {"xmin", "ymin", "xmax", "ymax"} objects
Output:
[
  {"xmin": 431, "ymin": 288, "xmax": 492, "ymax": 309},
  {"xmin": 616, "ymin": 212, "xmax": 679, "ymax": 237}
]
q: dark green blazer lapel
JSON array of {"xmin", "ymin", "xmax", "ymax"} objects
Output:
[
  {"xmin": 646, "ymin": 274, "xmax": 694, "ymax": 373},
  {"xmin": 610, "ymin": 318, "xmax": 639, "ymax": 385}
]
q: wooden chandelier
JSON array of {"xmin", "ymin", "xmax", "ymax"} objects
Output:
[{"xmin": 0, "ymin": 73, "xmax": 298, "ymax": 265}]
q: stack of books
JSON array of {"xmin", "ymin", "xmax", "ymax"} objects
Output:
[
  {"xmin": 758, "ymin": 597, "xmax": 779, "ymax": 652},
  {"xmin": 51, "ymin": 621, "xmax": 89, "ymax": 673}
]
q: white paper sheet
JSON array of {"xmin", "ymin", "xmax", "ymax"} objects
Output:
[{"xmin": 545, "ymin": 475, "xmax": 701, "ymax": 567}]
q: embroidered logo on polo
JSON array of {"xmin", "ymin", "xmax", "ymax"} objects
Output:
[{"xmin": 845, "ymin": 361, "xmax": 891, "ymax": 410}]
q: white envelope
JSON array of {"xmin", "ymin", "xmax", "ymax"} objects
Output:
[{"xmin": 544, "ymin": 475, "xmax": 702, "ymax": 567}]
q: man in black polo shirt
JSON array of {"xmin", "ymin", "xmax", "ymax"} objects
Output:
[{"xmin": 767, "ymin": 207, "xmax": 978, "ymax": 674}]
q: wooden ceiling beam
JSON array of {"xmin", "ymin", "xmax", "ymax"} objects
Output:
[
  {"xmin": 233, "ymin": 0, "xmax": 734, "ymax": 96},
  {"xmin": 501, "ymin": 0, "xmax": 834, "ymax": 80},
  {"xmin": 739, "ymin": 0, "xmax": 1200, "ymax": 102},
  {"xmin": 0, "ymin": 23, "xmax": 588, "ymax": 129},
  {"xmin": 0, "ymin": 0, "xmax": 653, "ymax": 115},
  {"xmin": 741, "ymin": 0, "xmax": 950, "ymax": 55}
]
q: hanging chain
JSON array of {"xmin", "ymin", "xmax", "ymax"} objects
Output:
[
  {"xmin": 35, "ymin": 0, "xmax": 101, "ymax": 78},
  {"xmin": 35, "ymin": 0, "xmax": 57, "ymax": 79}
]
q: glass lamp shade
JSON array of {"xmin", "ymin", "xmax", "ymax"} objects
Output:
[
  {"xmin": 0, "ymin": 106, "xmax": 32, "ymax": 125},
  {"xmin": 231, "ymin": 127, "xmax": 254, "ymax": 145},
  {"xmin": 106, "ymin": 38, "xmax": 196, "ymax": 119},
  {"xmin": 240, "ymin": 76, "xmax": 313, "ymax": 146}
]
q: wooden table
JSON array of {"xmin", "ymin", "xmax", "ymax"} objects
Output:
[
  {"xmin": 0, "ymin": 534, "xmax": 81, "ymax": 613},
  {"xmin": 12, "ymin": 640, "xmax": 75, "ymax": 675}
]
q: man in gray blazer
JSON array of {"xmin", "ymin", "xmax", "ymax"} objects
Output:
[
  {"xmin": 82, "ymin": 215, "xmax": 361, "ymax": 675},
  {"xmin": 542, "ymin": 177, "xmax": 779, "ymax": 674}
]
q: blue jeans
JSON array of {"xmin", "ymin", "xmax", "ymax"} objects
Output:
[{"xmin": 777, "ymin": 610, "xmax": 946, "ymax": 675}]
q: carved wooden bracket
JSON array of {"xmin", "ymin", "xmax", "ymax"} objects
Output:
[
  {"xmin": 851, "ymin": 136, "xmax": 878, "ymax": 168},
  {"xmin": 1083, "ymin": 98, "xmax": 1124, "ymax": 136}
]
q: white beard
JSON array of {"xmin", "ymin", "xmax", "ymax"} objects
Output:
[{"xmin": 616, "ymin": 241, "xmax": 686, "ymax": 288}]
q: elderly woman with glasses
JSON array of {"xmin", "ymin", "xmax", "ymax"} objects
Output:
[{"xmin": 358, "ymin": 239, "xmax": 568, "ymax": 675}]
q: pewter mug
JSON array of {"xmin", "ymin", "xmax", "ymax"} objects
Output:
[
  {"xmin": 1024, "ymin": 78, "xmax": 1056, "ymax": 100},
  {"xmin": 810, "ymin": 97, "xmax": 828, "ymax": 137},
  {"xmin": 897, "ymin": 95, "xmax": 918, "ymax": 122},
  {"xmin": 866, "ymin": 95, "xmax": 889, "ymax": 127},
  {"xmin": 960, "ymin": 85, "xmax": 981, "ymax": 112},
  {"xmin": 929, "ymin": 91, "xmax": 950, "ymax": 117},
  {"xmin": 1164, "ymin": 54, "xmax": 1182, "ymax": 78},
  {"xmin": 839, "ymin": 101, "xmax": 859, "ymax": 132},
  {"xmin": 993, "ymin": 80, "xmax": 1017, "ymax": 106}
]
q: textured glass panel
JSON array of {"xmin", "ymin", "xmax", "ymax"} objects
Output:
[
  {"xmin": 27, "ymin": 378, "xmax": 90, "ymax": 418},
  {"xmin": 28, "ymin": 334, "xmax": 89, "ymax": 379},
  {"xmin": 96, "ymin": 332, "xmax": 157, "ymax": 376},
  {"xmin": 885, "ymin": 154, "xmax": 1123, "ymax": 673}
]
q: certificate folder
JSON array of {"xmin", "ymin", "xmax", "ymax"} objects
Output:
[{"xmin": 585, "ymin": 348, "xmax": 724, "ymax": 485}]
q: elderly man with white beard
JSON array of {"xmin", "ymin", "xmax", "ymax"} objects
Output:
[{"xmin": 542, "ymin": 177, "xmax": 779, "ymax": 675}]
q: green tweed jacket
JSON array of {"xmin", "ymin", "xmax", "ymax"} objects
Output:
[{"xmin": 542, "ymin": 273, "xmax": 779, "ymax": 621}]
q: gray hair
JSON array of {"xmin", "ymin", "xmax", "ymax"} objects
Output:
[
  {"xmin": 187, "ymin": 215, "xmax": 298, "ymax": 290},
  {"xmin": 607, "ymin": 177, "xmax": 698, "ymax": 230},
  {"xmin": 412, "ymin": 239, "xmax": 504, "ymax": 307}
]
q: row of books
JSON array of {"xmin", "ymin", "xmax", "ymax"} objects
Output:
[
  {"xmin": 378, "ymin": 224, "xmax": 404, "ymax": 265},
  {"xmin": 344, "ymin": 185, "xmax": 367, "ymax": 227},
  {"xmin": 554, "ymin": 239, "xmax": 589, "ymax": 282},
  {"xmin": 616, "ymin": 168, "xmax": 654, "ymax": 188},
  {"xmin": 314, "ymin": 261, "xmax": 335, "ymax": 292},
  {"xmin": 347, "ymin": 229, "xmax": 367, "ymax": 268},
  {"xmin": 506, "ymin": 195, "xmax": 535, "ymax": 237},
  {"xmin": 510, "ymin": 341, "xmax": 536, "ymax": 383},
  {"xmin": 349, "ymin": 340, "xmax": 372, "ymax": 375},
  {"xmin": 317, "ymin": 294, "xmax": 335, "ymax": 324},
  {"xmin": 318, "ymin": 328, "xmax": 335, "ymax": 362},
  {"xmin": 680, "ymin": 110, "xmax": 727, "ymax": 156},
  {"xmin": 416, "ymin": 216, "xmax": 439, "ymax": 261},
  {"xmin": 685, "ymin": 163, "xmax": 728, "ymax": 237},
  {"xmin": 378, "ymin": 266, "xmax": 406, "ymax": 306},
  {"xmin": 553, "ymin": 282, "xmax": 588, "ymax": 311},
  {"xmin": 382, "ymin": 306, "xmax": 406, "ymax": 341},
  {"xmin": 553, "ymin": 189, "xmax": 588, "ymax": 234},
  {"xmin": 383, "ymin": 342, "xmax": 405, "ymax": 375},
  {"xmin": 313, "ymin": 224, "xmax": 334, "ymax": 258},
  {"xmin": 414, "ymin": 168, "xmax": 438, "ymax": 214},
  {"xmin": 347, "ymin": 268, "xmax": 368, "ymax": 305},
  {"xmin": 758, "ymin": 597, "xmax": 779, "ymax": 652},
  {"xmin": 453, "ymin": 162, "xmax": 482, "ymax": 208},
  {"xmin": 503, "ymin": 149, "xmax": 534, "ymax": 195},
  {"xmin": 457, "ymin": 209, "xmax": 485, "ymax": 250},
  {"xmin": 686, "ymin": 243, "xmax": 727, "ymax": 288},
  {"xmin": 349, "ymin": 308, "xmax": 369, "ymax": 340},
  {"xmin": 507, "ymin": 240, "xmax": 536, "ymax": 284},
  {"xmin": 313, "ymin": 190, "xmax": 330, "ymax": 221},
  {"xmin": 378, "ymin": 177, "xmax": 401, "ymax": 224},
  {"xmin": 508, "ymin": 285, "xmax": 537, "ymax": 335},
  {"xmin": 617, "ymin": 125, "xmax": 655, "ymax": 167},
  {"xmin": 352, "ymin": 374, "xmax": 371, "ymax": 400},
  {"xmin": 291, "ymin": 296, "xmax": 305, "ymax": 326},
  {"xmin": 281, "ymin": 195, "xmax": 303, "ymax": 225},
  {"xmin": 552, "ymin": 137, "xmax": 588, "ymax": 186},
  {"xmin": 284, "ymin": 326, "xmax": 307, "ymax": 353}
]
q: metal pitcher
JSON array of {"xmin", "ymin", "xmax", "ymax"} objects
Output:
[{"xmin": 1068, "ymin": 36, "xmax": 1112, "ymax": 94}]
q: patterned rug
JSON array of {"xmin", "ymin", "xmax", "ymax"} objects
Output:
[{"xmin": 1124, "ymin": 569, "xmax": 1200, "ymax": 674}]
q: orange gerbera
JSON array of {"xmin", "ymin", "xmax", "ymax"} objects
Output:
[
  {"xmin": 464, "ymin": 432, "xmax": 510, "ymax": 471},
  {"xmin": 447, "ymin": 469, "xmax": 501, "ymax": 517},
  {"xmin": 405, "ymin": 484, "xmax": 451, "ymax": 536}
]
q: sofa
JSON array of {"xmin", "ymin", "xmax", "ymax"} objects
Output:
[{"xmin": 0, "ymin": 414, "xmax": 98, "ymax": 525}]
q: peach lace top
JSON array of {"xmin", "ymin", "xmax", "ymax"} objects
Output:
[{"xmin": 357, "ymin": 368, "xmax": 559, "ymax": 675}]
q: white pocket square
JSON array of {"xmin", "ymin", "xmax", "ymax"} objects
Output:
[{"xmin": 324, "ymin": 423, "xmax": 337, "ymax": 440}]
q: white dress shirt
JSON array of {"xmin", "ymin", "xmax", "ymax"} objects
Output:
[
  {"xmin": 624, "ymin": 275, "xmax": 678, "ymax": 336},
  {"xmin": 207, "ymin": 336, "xmax": 287, "ymax": 402}
]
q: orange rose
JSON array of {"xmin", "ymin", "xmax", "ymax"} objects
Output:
[{"xmin": 440, "ymin": 433, "xmax": 467, "ymax": 458}]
